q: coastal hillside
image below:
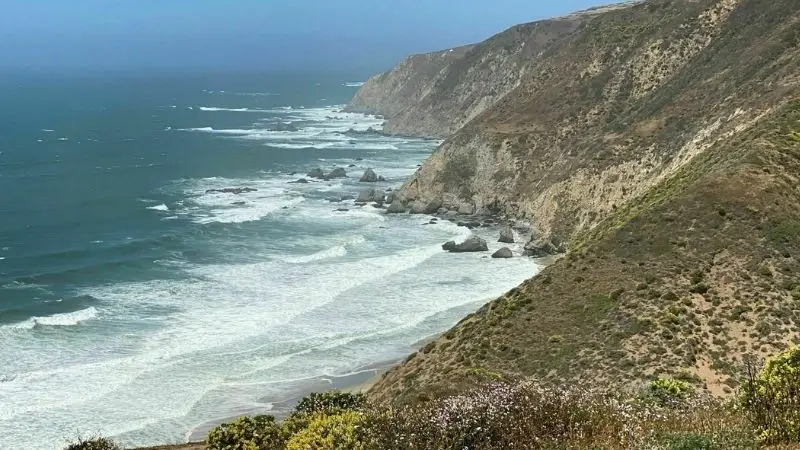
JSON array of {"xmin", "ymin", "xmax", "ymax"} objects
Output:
[{"xmin": 349, "ymin": 0, "xmax": 800, "ymax": 404}]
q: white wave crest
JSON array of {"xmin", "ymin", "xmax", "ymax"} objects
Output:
[
  {"xmin": 198, "ymin": 107, "xmax": 271, "ymax": 113},
  {"xmin": 344, "ymin": 82, "xmax": 365, "ymax": 87},
  {"xmin": 147, "ymin": 204, "xmax": 169, "ymax": 212},
  {"xmin": 3, "ymin": 307, "xmax": 99, "ymax": 331}
]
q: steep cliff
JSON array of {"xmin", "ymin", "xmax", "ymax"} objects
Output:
[{"xmin": 349, "ymin": 0, "xmax": 800, "ymax": 404}]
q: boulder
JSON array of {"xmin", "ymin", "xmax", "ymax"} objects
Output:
[
  {"xmin": 336, "ymin": 208, "xmax": 350, "ymax": 212},
  {"xmin": 356, "ymin": 189, "xmax": 375, "ymax": 204},
  {"xmin": 231, "ymin": 201, "xmax": 246, "ymax": 206},
  {"xmin": 385, "ymin": 192, "xmax": 396, "ymax": 204},
  {"xmin": 290, "ymin": 178, "xmax": 309, "ymax": 184},
  {"xmin": 523, "ymin": 237, "xmax": 563, "ymax": 258},
  {"xmin": 386, "ymin": 200, "xmax": 406, "ymax": 214},
  {"xmin": 442, "ymin": 241, "xmax": 457, "ymax": 251},
  {"xmin": 373, "ymin": 190, "xmax": 386, "ymax": 203},
  {"xmin": 458, "ymin": 204, "xmax": 476, "ymax": 215},
  {"xmin": 445, "ymin": 211, "xmax": 459, "ymax": 218},
  {"xmin": 448, "ymin": 235, "xmax": 489, "ymax": 253},
  {"xmin": 348, "ymin": 164, "xmax": 357, "ymax": 168},
  {"xmin": 327, "ymin": 167, "xmax": 347, "ymax": 179},
  {"xmin": 498, "ymin": 226, "xmax": 515, "ymax": 244},
  {"xmin": 307, "ymin": 168, "xmax": 325, "ymax": 179},
  {"xmin": 359, "ymin": 168, "xmax": 379, "ymax": 182},
  {"xmin": 409, "ymin": 201, "xmax": 426, "ymax": 214},
  {"xmin": 423, "ymin": 199, "xmax": 443, "ymax": 215},
  {"xmin": 437, "ymin": 207, "xmax": 449, "ymax": 215},
  {"xmin": 378, "ymin": 176, "xmax": 386, "ymax": 182},
  {"xmin": 492, "ymin": 247, "xmax": 514, "ymax": 259}
]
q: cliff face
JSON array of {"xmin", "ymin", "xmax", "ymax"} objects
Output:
[
  {"xmin": 353, "ymin": 0, "xmax": 799, "ymax": 244},
  {"xmin": 348, "ymin": 12, "xmax": 591, "ymax": 138},
  {"xmin": 349, "ymin": 0, "xmax": 800, "ymax": 404}
]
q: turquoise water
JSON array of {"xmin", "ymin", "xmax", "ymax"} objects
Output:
[{"xmin": 0, "ymin": 73, "xmax": 539, "ymax": 449}]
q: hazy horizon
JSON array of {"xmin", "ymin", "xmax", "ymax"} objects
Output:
[{"xmin": 2, "ymin": 1, "xmax": 611, "ymax": 76}]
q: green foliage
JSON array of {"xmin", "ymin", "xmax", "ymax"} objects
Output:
[
  {"xmin": 206, "ymin": 415, "xmax": 288, "ymax": 450},
  {"xmin": 285, "ymin": 411, "xmax": 372, "ymax": 450},
  {"xmin": 645, "ymin": 377, "xmax": 694, "ymax": 405},
  {"xmin": 659, "ymin": 433, "xmax": 718, "ymax": 450},
  {"xmin": 295, "ymin": 391, "xmax": 367, "ymax": 415},
  {"xmin": 741, "ymin": 347, "xmax": 800, "ymax": 444},
  {"xmin": 766, "ymin": 218, "xmax": 800, "ymax": 248},
  {"xmin": 63, "ymin": 437, "xmax": 121, "ymax": 450}
]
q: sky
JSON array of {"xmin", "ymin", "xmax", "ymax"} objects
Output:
[{"xmin": 0, "ymin": 1, "xmax": 610, "ymax": 74}]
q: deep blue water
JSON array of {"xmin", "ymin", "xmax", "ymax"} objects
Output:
[{"xmin": 0, "ymin": 73, "xmax": 538, "ymax": 449}]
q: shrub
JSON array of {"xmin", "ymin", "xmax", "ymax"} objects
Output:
[
  {"xmin": 63, "ymin": 437, "xmax": 122, "ymax": 450},
  {"xmin": 295, "ymin": 391, "xmax": 367, "ymax": 415},
  {"xmin": 286, "ymin": 411, "xmax": 372, "ymax": 450},
  {"xmin": 741, "ymin": 347, "xmax": 800, "ymax": 443},
  {"xmin": 206, "ymin": 415, "xmax": 288, "ymax": 450},
  {"xmin": 659, "ymin": 433, "xmax": 718, "ymax": 450},
  {"xmin": 646, "ymin": 377, "xmax": 694, "ymax": 405}
]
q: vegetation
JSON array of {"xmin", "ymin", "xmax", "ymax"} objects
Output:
[
  {"xmin": 741, "ymin": 347, "xmax": 800, "ymax": 444},
  {"xmin": 195, "ymin": 352, "xmax": 800, "ymax": 449},
  {"xmin": 206, "ymin": 415, "xmax": 288, "ymax": 450},
  {"xmin": 63, "ymin": 437, "xmax": 122, "ymax": 450}
]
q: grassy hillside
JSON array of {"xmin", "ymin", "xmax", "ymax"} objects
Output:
[{"xmin": 370, "ymin": 96, "xmax": 800, "ymax": 405}]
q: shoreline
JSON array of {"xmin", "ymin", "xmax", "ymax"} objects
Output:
[
  {"xmin": 133, "ymin": 360, "xmax": 397, "ymax": 449},
  {"xmin": 128, "ymin": 219, "xmax": 551, "ymax": 449}
]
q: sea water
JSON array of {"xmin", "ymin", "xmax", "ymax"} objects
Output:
[{"xmin": 0, "ymin": 72, "xmax": 539, "ymax": 449}]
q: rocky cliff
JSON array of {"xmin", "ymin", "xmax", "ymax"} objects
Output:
[{"xmin": 350, "ymin": 0, "xmax": 800, "ymax": 404}]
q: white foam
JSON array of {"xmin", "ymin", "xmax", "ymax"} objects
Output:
[
  {"xmin": 344, "ymin": 82, "xmax": 365, "ymax": 87},
  {"xmin": 41, "ymin": 129, "xmax": 55, "ymax": 132},
  {"xmin": 177, "ymin": 177, "xmax": 306, "ymax": 224},
  {"xmin": 285, "ymin": 245, "xmax": 347, "ymax": 263},
  {"xmin": 198, "ymin": 107, "xmax": 270, "ymax": 113},
  {"xmin": 57, "ymin": 137, "xmax": 68, "ymax": 141},
  {"xmin": 146, "ymin": 204, "xmax": 169, "ymax": 212},
  {"xmin": 3, "ymin": 307, "xmax": 98, "ymax": 331}
]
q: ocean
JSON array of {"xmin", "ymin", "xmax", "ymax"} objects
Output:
[{"xmin": 0, "ymin": 72, "xmax": 539, "ymax": 449}]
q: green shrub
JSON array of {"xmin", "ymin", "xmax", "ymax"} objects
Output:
[
  {"xmin": 63, "ymin": 437, "xmax": 121, "ymax": 450},
  {"xmin": 646, "ymin": 377, "xmax": 694, "ymax": 405},
  {"xmin": 741, "ymin": 347, "xmax": 800, "ymax": 443},
  {"xmin": 660, "ymin": 432, "xmax": 717, "ymax": 450},
  {"xmin": 206, "ymin": 414, "xmax": 288, "ymax": 450},
  {"xmin": 286, "ymin": 411, "xmax": 372, "ymax": 450},
  {"xmin": 295, "ymin": 392, "xmax": 367, "ymax": 415}
]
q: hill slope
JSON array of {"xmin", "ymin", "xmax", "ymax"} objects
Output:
[{"xmin": 349, "ymin": 0, "xmax": 800, "ymax": 404}]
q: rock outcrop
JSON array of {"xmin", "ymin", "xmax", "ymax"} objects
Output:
[
  {"xmin": 498, "ymin": 227, "xmax": 515, "ymax": 244},
  {"xmin": 386, "ymin": 200, "xmax": 406, "ymax": 214},
  {"xmin": 492, "ymin": 247, "xmax": 514, "ymax": 259},
  {"xmin": 445, "ymin": 236, "xmax": 489, "ymax": 253},
  {"xmin": 359, "ymin": 169, "xmax": 379, "ymax": 183},
  {"xmin": 307, "ymin": 168, "xmax": 325, "ymax": 179},
  {"xmin": 327, "ymin": 167, "xmax": 347, "ymax": 179},
  {"xmin": 356, "ymin": 189, "xmax": 375, "ymax": 204}
]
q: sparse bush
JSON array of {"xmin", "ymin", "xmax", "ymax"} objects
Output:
[
  {"xmin": 63, "ymin": 437, "xmax": 122, "ymax": 450},
  {"xmin": 646, "ymin": 377, "xmax": 694, "ymax": 405},
  {"xmin": 689, "ymin": 283, "xmax": 709, "ymax": 294},
  {"xmin": 206, "ymin": 414, "xmax": 288, "ymax": 450},
  {"xmin": 741, "ymin": 347, "xmax": 800, "ymax": 444},
  {"xmin": 659, "ymin": 432, "xmax": 718, "ymax": 450},
  {"xmin": 295, "ymin": 391, "xmax": 367, "ymax": 415}
]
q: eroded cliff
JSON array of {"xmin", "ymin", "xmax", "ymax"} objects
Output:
[{"xmin": 350, "ymin": 0, "xmax": 800, "ymax": 403}]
